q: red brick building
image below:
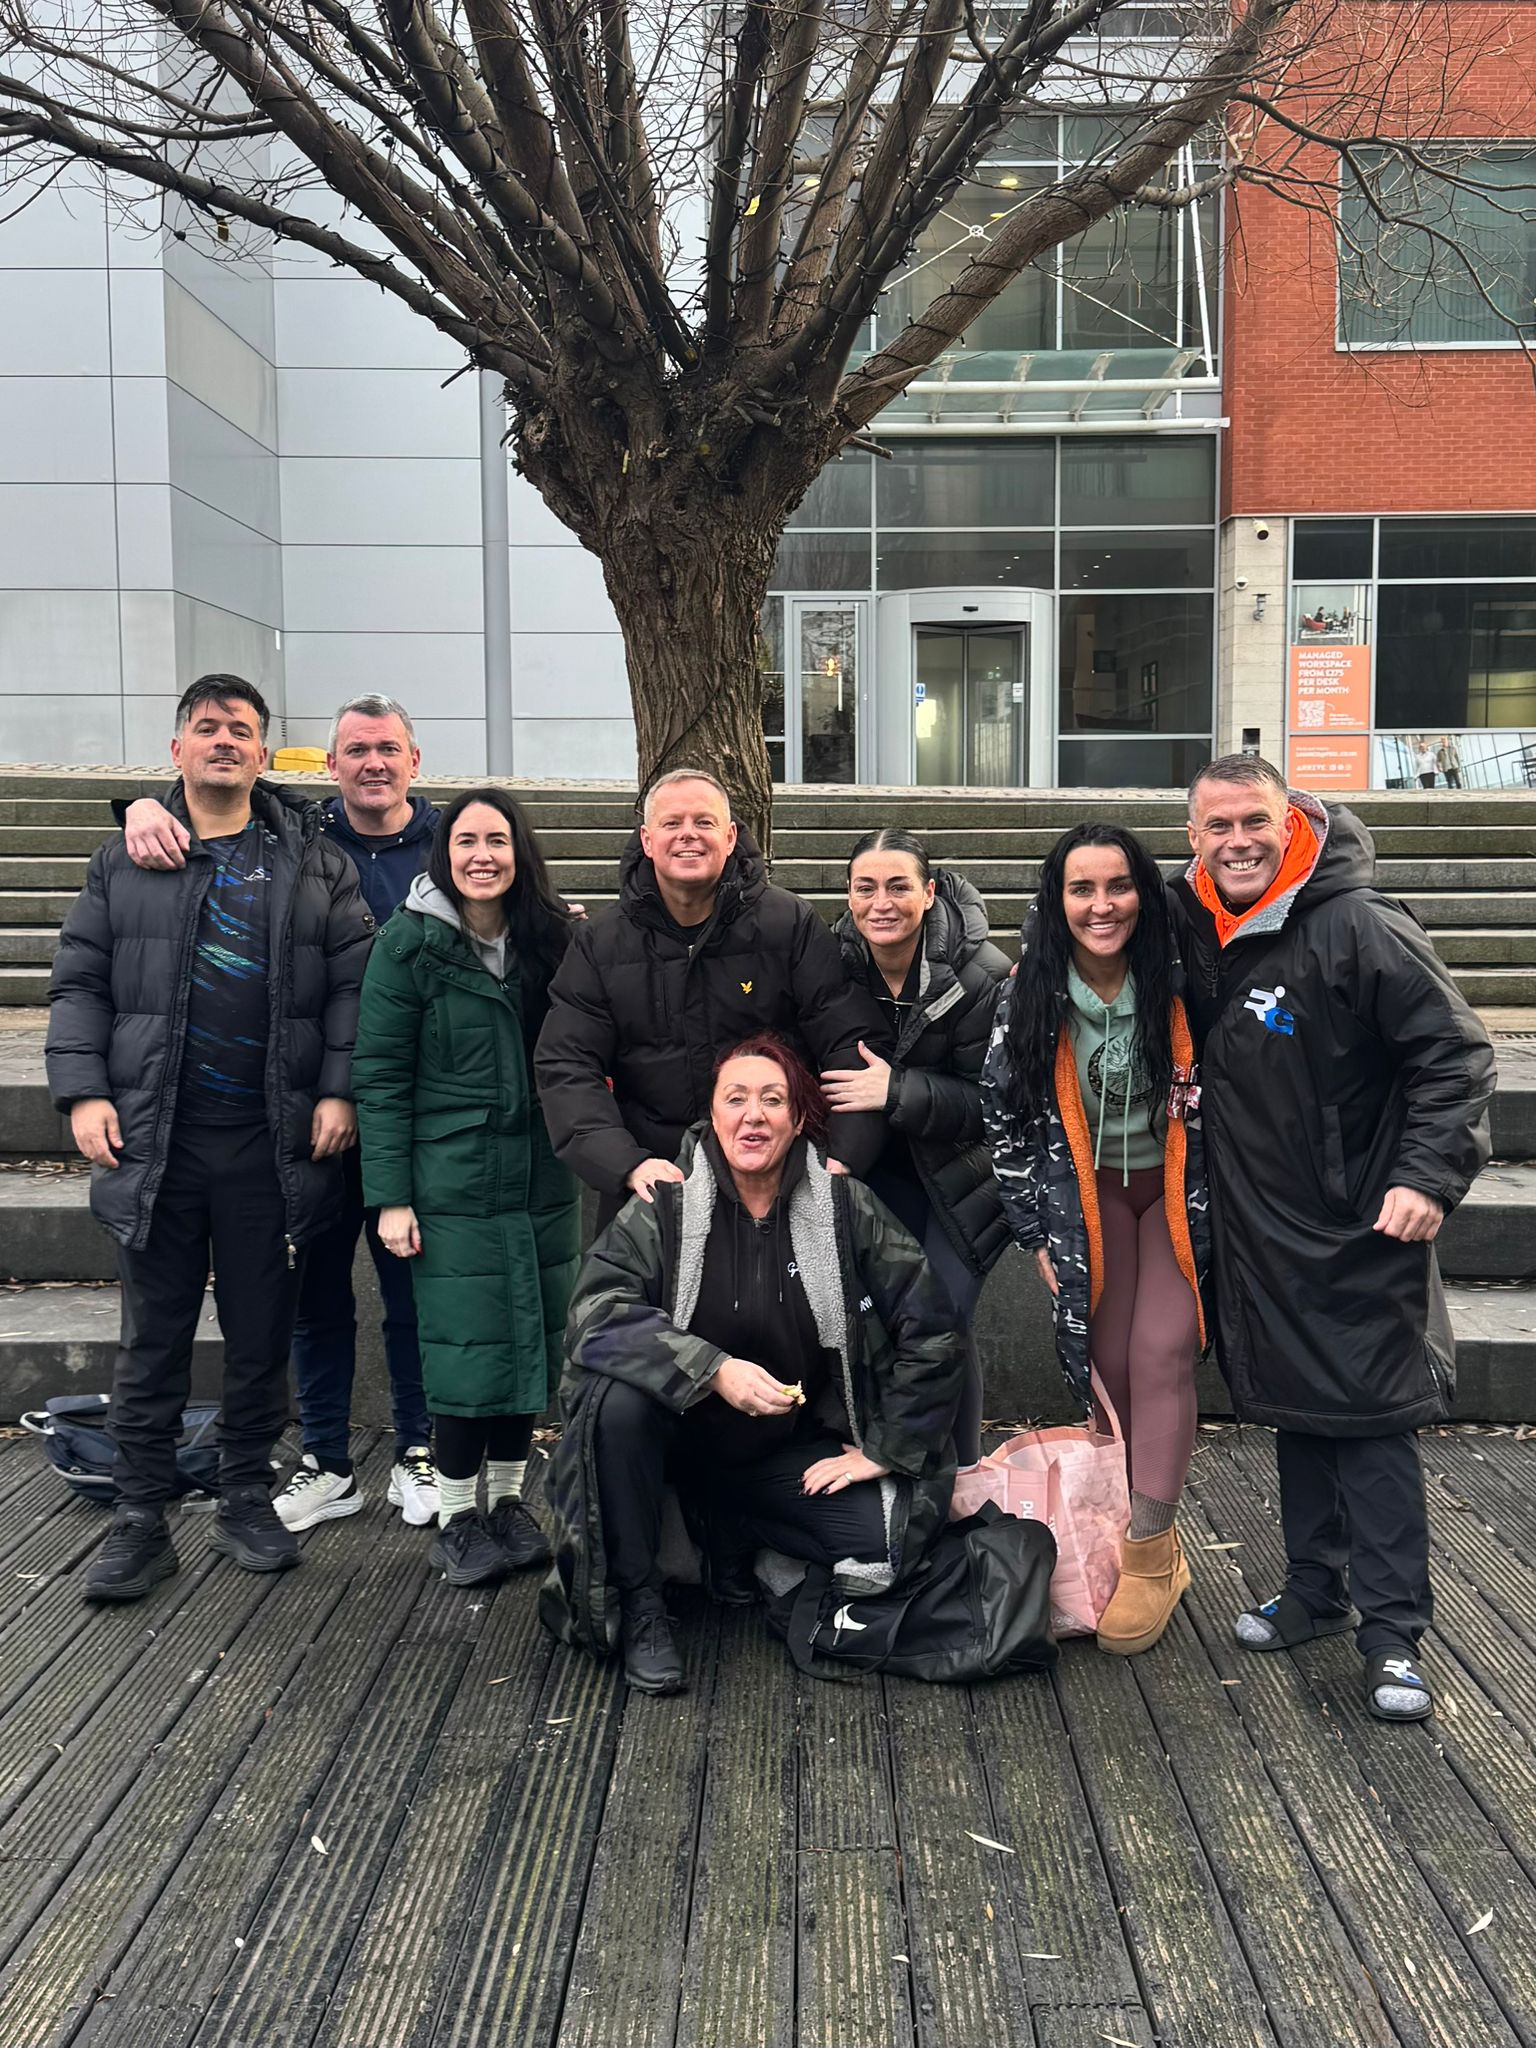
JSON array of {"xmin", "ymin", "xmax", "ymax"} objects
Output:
[{"xmin": 1218, "ymin": 3, "xmax": 1536, "ymax": 790}]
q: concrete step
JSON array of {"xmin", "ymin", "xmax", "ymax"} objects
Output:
[
  {"xmin": 0, "ymin": 930, "xmax": 58, "ymax": 965},
  {"xmin": 0, "ymin": 969, "xmax": 49, "ymax": 1006},
  {"xmin": 0, "ymin": 1169, "xmax": 113, "ymax": 1281},
  {"xmin": 11, "ymin": 818, "xmax": 1536, "ymax": 861},
  {"xmin": 0, "ymin": 1273, "xmax": 1530, "ymax": 1424},
  {"xmin": 1430, "ymin": 931, "xmax": 1536, "ymax": 965},
  {"xmin": 0, "ymin": 1283, "xmax": 221, "ymax": 1412},
  {"xmin": 1438, "ymin": 1162, "xmax": 1536, "ymax": 1280},
  {"xmin": 0, "ymin": 893, "xmax": 77, "ymax": 927},
  {"xmin": 2, "ymin": 1144, "xmax": 1529, "ymax": 1283},
  {"xmin": 0, "ymin": 800, "xmax": 124, "ymax": 826}
]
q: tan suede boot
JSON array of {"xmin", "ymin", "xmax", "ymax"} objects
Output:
[{"xmin": 1096, "ymin": 1526, "xmax": 1191, "ymax": 1656}]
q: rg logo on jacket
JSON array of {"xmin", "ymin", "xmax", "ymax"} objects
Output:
[{"xmin": 1243, "ymin": 985, "xmax": 1296, "ymax": 1037}]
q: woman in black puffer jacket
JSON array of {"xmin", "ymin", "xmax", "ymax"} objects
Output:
[{"xmin": 821, "ymin": 829, "xmax": 1011, "ymax": 1460}]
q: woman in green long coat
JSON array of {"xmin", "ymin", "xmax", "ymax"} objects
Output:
[{"xmin": 353, "ymin": 787, "xmax": 581, "ymax": 1588}]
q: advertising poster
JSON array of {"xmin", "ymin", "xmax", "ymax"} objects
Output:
[
  {"xmin": 1290, "ymin": 735, "xmax": 1371, "ymax": 790},
  {"xmin": 1288, "ymin": 644, "xmax": 1371, "ymax": 734}
]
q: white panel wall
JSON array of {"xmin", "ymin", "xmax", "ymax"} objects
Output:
[{"xmin": 0, "ymin": 164, "xmax": 282, "ymax": 765}]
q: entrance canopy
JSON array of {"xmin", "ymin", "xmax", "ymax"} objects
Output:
[{"xmin": 868, "ymin": 346, "xmax": 1218, "ymax": 426}]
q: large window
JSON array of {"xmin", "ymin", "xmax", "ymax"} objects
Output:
[
  {"xmin": 769, "ymin": 432, "xmax": 1217, "ymax": 785},
  {"xmin": 1290, "ymin": 515, "xmax": 1536, "ymax": 789},
  {"xmin": 1338, "ymin": 145, "xmax": 1536, "ymax": 348},
  {"xmin": 875, "ymin": 116, "xmax": 1220, "ymax": 360}
]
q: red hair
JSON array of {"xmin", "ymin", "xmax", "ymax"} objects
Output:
[{"xmin": 712, "ymin": 1033, "xmax": 829, "ymax": 1146}]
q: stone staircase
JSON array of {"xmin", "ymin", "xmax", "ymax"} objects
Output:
[{"xmin": 1, "ymin": 767, "xmax": 1533, "ymax": 1420}]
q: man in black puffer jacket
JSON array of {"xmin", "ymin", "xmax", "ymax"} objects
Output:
[
  {"xmin": 536, "ymin": 768, "xmax": 887, "ymax": 1227},
  {"xmin": 1174, "ymin": 754, "xmax": 1494, "ymax": 1726},
  {"xmin": 45, "ymin": 676, "xmax": 375, "ymax": 1602}
]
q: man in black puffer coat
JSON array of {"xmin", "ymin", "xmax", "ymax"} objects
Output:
[
  {"xmin": 536, "ymin": 769, "xmax": 888, "ymax": 1226},
  {"xmin": 45, "ymin": 676, "xmax": 374, "ymax": 1602},
  {"xmin": 1174, "ymin": 754, "xmax": 1494, "ymax": 1725}
]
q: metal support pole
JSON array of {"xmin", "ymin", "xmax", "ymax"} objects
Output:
[{"xmin": 479, "ymin": 370, "xmax": 514, "ymax": 775}]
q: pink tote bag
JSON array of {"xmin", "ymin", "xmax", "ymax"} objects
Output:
[{"xmin": 950, "ymin": 1374, "xmax": 1129, "ymax": 1637}]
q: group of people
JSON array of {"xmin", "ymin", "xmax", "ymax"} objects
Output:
[{"xmin": 45, "ymin": 672, "xmax": 1494, "ymax": 1727}]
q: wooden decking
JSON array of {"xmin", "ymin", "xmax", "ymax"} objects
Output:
[{"xmin": 0, "ymin": 1423, "xmax": 1533, "ymax": 2048}]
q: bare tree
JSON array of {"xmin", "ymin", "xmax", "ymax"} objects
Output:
[{"xmin": 1, "ymin": 0, "xmax": 1528, "ymax": 842}]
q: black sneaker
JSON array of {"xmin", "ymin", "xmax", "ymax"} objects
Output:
[
  {"xmin": 621, "ymin": 1590, "xmax": 686, "ymax": 1695},
  {"xmin": 85, "ymin": 1506, "xmax": 178, "ymax": 1603},
  {"xmin": 428, "ymin": 1509, "xmax": 510, "ymax": 1587},
  {"xmin": 486, "ymin": 1497, "xmax": 551, "ymax": 1570},
  {"xmin": 212, "ymin": 1484, "xmax": 302, "ymax": 1573}
]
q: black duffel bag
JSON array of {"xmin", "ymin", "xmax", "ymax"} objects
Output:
[{"xmin": 767, "ymin": 1503, "xmax": 1058, "ymax": 1684}]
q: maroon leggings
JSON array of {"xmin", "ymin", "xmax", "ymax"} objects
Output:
[{"xmin": 1089, "ymin": 1166, "xmax": 1199, "ymax": 1508}]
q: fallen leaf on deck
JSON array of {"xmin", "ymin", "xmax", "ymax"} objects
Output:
[
  {"xmin": 1020, "ymin": 1952, "xmax": 1061, "ymax": 1960},
  {"xmin": 964, "ymin": 1831, "xmax": 1015, "ymax": 1854},
  {"xmin": 547, "ymin": 1715, "xmax": 573, "ymax": 1725},
  {"xmin": 487, "ymin": 1676, "xmax": 511, "ymax": 1686},
  {"xmin": 1203, "ymin": 1541, "xmax": 1241, "ymax": 1551},
  {"xmin": 1468, "ymin": 1909, "xmax": 1494, "ymax": 1934},
  {"xmin": 311, "ymin": 1835, "xmax": 328, "ymax": 1856},
  {"xmin": 891, "ymin": 1953, "xmax": 910, "ymax": 1965},
  {"xmin": 984, "ymin": 1902, "xmax": 994, "ymax": 1921},
  {"xmin": 1099, "ymin": 2034, "xmax": 1141, "ymax": 2047}
]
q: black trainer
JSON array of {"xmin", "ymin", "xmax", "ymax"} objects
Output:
[
  {"xmin": 621, "ymin": 1590, "xmax": 686, "ymax": 1695},
  {"xmin": 429, "ymin": 1509, "xmax": 510, "ymax": 1587},
  {"xmin": 486, "ymin": 1497, "xmax": 551, "ymax": 1570},
  {"xmin": 212, "ymin": 1484, "xmax": 301, "ymax": 1573},
  {"xmin": 85, "ymin": 1506, "xmax": 178, "ymax": 1603}
]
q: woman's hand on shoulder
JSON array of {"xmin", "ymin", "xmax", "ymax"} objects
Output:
[
  {"xmin": 711, "ymin": 1357, "xmax": 797, "ymax": 1416},
  {"xmin": 801, "ymin": 1443, "xmax": 889, "ymax": 1494},
  {"xmin": 819, "ymin": 1041, "xmax": 892, "ymax": 1114}
]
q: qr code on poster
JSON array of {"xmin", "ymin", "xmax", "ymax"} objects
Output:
[{"xmin": 1296, "ymin": 700, "xmax": 1325, "ymax": 728}]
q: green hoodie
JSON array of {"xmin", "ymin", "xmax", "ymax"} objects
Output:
[{"xmin": 1065, "ymin": 963, "xmax": 1165, "ymax": 1182}]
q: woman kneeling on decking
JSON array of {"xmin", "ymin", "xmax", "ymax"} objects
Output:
[
  {"xmin": 981, "ymin": 823, "xmax": 1211, "ymax": 1655},
  {"xmin": 539, "ymin": 1034, "xmax": 962, "ymax": 1695}
]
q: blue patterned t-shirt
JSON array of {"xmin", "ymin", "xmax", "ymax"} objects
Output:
[{"xmin": 178, "ymin": 820, "xmax": 274, "ymax": 1125}]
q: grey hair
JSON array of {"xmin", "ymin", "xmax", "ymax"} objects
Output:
[
  {"xmin": 642, "ymin": 767, "xmax": 733, "ymax": 824},
  {"xmin": 328, "ymin": 694, "xmax": 417, "ymax": 754},
  {"xmin": 1187, "ymin": 753, "xmax": 1289, "ymax": 817}
]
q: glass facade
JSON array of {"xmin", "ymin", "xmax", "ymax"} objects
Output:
[
  {"xmin": 1290, "ymin": 515, "xmax": 1536, "ymax": 788},
  {"xmin": 768, "ymin": 433, "xmax": 1217, "ymax": 785}
]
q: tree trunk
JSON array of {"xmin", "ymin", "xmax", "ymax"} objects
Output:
[{"xmin": 599, "ymin": 510, "xmax": 781, "ymax": 858}]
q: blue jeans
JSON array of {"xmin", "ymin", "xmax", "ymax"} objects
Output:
[{"xmin": 289, "ymin": 1146, "xmax": 430, "ymax": 1464}]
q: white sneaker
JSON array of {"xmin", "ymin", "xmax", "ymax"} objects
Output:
[
  {"xmin": 273, "ymin": 1454, "xmax": 364, "ymax": 1532},
  {"xmin": 387, "ymin": 1446, "xmax": 440, "ymax": 1528}
]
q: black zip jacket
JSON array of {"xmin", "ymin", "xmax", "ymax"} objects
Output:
[
  {"xmin": 834, "ymin": 870, "xmax": 1011, "ymax": 1279},
  {"xmin": 534, "ymin": 828, "xmax": 887, "ymax": 1194},
  {"xmin": 1171, "ymin": 794, "xmax": 1495, "ymax": 1434},
  {"xmin": 46, "ymin": 781, "xmax": 375, "ymax": 1253}
]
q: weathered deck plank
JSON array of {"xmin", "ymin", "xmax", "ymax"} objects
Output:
[
  {"xmin": 1189, "ymin": 1438, "xmax": 1526, "ymax": 2048},
  {"xmin": 885, "ymin": 1674, "xmax": 1036, "ymax": 2048},
  {"xmin": 553, "ymin": 1598, "xmax": 722, "ymax": 2048},
  {"xmin": 675, "ymin": 1605, "xmax": 796, "ymax": 2048}
]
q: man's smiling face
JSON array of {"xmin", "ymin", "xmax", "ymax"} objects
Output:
[{"xmin": 1187, "ymin": 777, "xmax": 1294, "ymax": 908}]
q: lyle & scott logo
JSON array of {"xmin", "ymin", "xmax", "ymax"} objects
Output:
[
  {"xmin": 740, "ymin": 980, "xmax": 753, "ymax": 994},
  {"xmin": 1243, "ymin": 985, "xmax": 1296, "ymax": 1037}
]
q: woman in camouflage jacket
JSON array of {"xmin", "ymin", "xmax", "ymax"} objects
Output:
[{"xmin": 539, "ymin": 1035, "xmax": 962, "ymax": 1692}]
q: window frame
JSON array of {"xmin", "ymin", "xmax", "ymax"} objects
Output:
[{"xmin": 1335, "ymin": 140, "xmax": 1536, "ymax": 354}]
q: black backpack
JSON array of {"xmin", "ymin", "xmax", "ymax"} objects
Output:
[
  {"xmin": 20, "ymin": 1396, "xmax": 221, "ymax": 1505},
  {"xmin": 768, "ymin": 1504, "xmax": 1059, "ymax": 1684}
]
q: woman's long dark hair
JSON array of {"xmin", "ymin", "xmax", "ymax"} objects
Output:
[
  {"xmin": 1003, "ymin": 822, "xmax": 1175, "ymax": 1129},
  {"xmin": 426, "ymin": 787, "xmax": 572, "ymax": 986}
]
